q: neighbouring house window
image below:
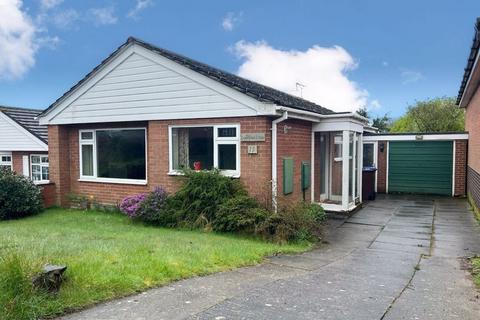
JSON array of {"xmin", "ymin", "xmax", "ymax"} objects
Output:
[
  {"xmin": 79, "ymin": 128, "xmax": 147, "ymax": 183},
  {"xmin": 363, "ymin": 143, "xmax": 375, "ymax": 167},
  {"xmin": 170, "ymin": 124, "xmax": 240, "ymax": 176},
  {"xmin": 0, "ymin": 154, "xmax": 12, "ymax": 170},
  {"xmin": 31, "ymin": 155, "xmax": 49, "ymax": 183}
]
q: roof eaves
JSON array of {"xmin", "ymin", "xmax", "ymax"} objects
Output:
[{"xmin": 456, "ymin": 18, "xmax": 480, "ymax": 106}]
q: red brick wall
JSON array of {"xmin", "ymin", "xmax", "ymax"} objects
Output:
[
  {"xmin": 466, "ymin": 88, "xmax": 480, "ymax": 205},
  {"xmin": 454, "ymin": 140, "xmax": 467, "ymax": 196},
  {"xmin": 48, "ymin": 126, "xmax": 71, "ymax": 206},
  {"xmin": 466, "ymin": 88, "xmax": 480, "ymax": 173},
  {"xmin": 276, "ymin": 119, "xmax": 312, "ymax": 203},
  {"xmin": 50, "ymin": 117, "xmax": 273, "ymax": 206},
  {"xmin": 376, "ymin": 141, "xmax": 388, "ymax": 193},
  {"xmin": 40, "ymin": 183, "xmax": 56, "ymax": 208}
]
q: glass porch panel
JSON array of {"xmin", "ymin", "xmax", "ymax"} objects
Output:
[{"xmin": 317, "ymin": 132, "xmax": 342, "ymax": 205}]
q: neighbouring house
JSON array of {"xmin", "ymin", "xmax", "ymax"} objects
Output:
[
  {"xmin": 37, "ymin": 37, "xmax": 468, "ymax": 212},
  {"xmin": 0, "ymin": 106, "xmax": 55, "ymax": 206},
  {"xmin": 457, "ymin": 17, "xmax": 480, "ymax": 210}
]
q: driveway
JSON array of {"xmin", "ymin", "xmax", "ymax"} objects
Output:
[{"xmin": 60, "ymin": 196, "xmax": 480, "ymax": 320}]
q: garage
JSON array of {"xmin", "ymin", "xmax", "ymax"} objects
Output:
[
  {"xmin": 388, "ymin": 141, "xmax": 453, "ymax": 195},
  {"xmin": 363, "ymin": 133, "xmax": 468, "ymax": 198}
]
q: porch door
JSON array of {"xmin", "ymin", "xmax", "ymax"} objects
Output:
[{"xmin": 330, "ymin": 133, "xmax": 343, "ymax": 201}]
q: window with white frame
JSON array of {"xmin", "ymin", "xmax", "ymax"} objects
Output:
[
  {"xmin": 79, "ymin": 128, "xmax": 147, "ymax": 183},
  {"xmin": 0, "ymin": 153, "xmax": 12, "ymax": 171},
  {"xmin": 169, "ymin": 124, "xmax": 240, "ymax": 176},
  {"xmin": 363, "ymin": 142, "xmax": 376, "ymax": 168},
  {"xmin": 31, "ymin": 155, "xmax": 49, "ymax": 183}
]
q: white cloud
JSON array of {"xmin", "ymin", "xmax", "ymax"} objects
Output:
[
  {"xmin": 400, "ymin": 69, "xmax": 423, "ymax": 84},
  {"xmin": 52, "ymin": 8, "xmax": 80, "ymax": 29},
  {"xmin": 127, "ymin": 0, "xmax": 153, "ymax": 19},
  {"xmin": 37, "ymin": 35, "xmax": 60, "ymax": 49},
  {"xmin": 0, "ymin": 0, "xmax": 37, "ymax": 79},
  {"xmin": 222, "ymin": 12, "xmax": 243, "ymax": 31},
  {"xmin": 88, "ymin": 6, "xmax": 118, "ymax": 26},
  {"xmin": 370, "ymin": 99, "xmax": 382, "ymax": 109},
  {"xmin": 40, "ymin": 0, "xmax": 63, "ymax": 10},
  {"xmin": 232, "ymin": 40, "xmax": 368, "ymax": 112}
]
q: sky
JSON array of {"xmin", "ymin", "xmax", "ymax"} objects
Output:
[{"xmin": 1, "ymin": 0, "xmax": 480, "ymax": 118}]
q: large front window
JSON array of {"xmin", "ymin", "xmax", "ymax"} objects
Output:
[
  {"xmin": 169, "ymin": 124, "xmax": 240, "ymax": 176},
  {"xmin": 31, "ymin": 155, "xmax": 49, "ymax": 183},
  {"xmin": 79, "ymin": 128, "xmax": 147, "ymax": 183}
]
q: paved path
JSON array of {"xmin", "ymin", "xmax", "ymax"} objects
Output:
[{"xmin": 60, "ymin": 196, "xmax": 480, "ymax": 320}]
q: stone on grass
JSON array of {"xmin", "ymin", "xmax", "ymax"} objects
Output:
[{"xmin": 33, "ymin": 264, "xmax": 67, "ymax": 293}]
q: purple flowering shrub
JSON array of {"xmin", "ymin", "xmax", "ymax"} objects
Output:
[
  {"xmin": 119, "ymin": 193, "xmax": 147, "ymax": 218},
  {"xmin": 119, "ymin": 187, "xmax": 170, "ymax": 225}
]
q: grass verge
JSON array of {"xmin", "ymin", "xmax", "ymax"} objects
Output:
[{"xmin": 0, "ymin": 208, "xmax": 310, "ymax": 319}]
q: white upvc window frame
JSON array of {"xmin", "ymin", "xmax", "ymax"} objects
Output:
[
  {"xmin": 30, "ymin": 154, "xmax": 49, "ymax": 184},
  {"xmin": 168, "ymin": 123, "xmax": 241, "ymax": 178},
  {"xmin": 0, "ymin": 152, "xmax": 12, "ymax": 170},
  {"xmin": 78, "ymin": 128, "xmax": 148, "ymax": 185}
]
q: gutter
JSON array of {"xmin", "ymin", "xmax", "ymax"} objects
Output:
[
  {"xmin": 275, "ymin": 106, "xmax": 369, "ymax": 123},
  {"xmin": 271, "ymin": 111, "xmax": 288, "ymax": 211}
]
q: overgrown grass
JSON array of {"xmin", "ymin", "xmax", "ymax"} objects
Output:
[
  {"xmin": 471, "ymin": 257, "xmax": 480, "ymax": 288},
  {"xmin": 0, "ymin": 208, "xmax": 310, "ymax": 319}
]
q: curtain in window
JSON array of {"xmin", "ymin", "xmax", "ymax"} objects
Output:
[{"xmin": 177, "ymin": 128, "xmax": 190, "ymax": 169}]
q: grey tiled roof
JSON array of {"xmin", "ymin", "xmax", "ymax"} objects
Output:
[
  {"xmin": 0, "ymin": 106, "xmax": 48, "ymax": 144},
  {"xmin": 41, "ymin": 37, "xmax": 336, "ymax": 117}
]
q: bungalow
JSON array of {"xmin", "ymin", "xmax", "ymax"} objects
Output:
[
  {"xmin": 0, "ymin": 106, "xmax": 49, "ymax": 182},
  {"xmin": 38, "ymin": 37, "xmax": 371, "ymax": 212},
  {"xmin": 457, "ymin": 17, "xmax": 480, "ymax": 210}
]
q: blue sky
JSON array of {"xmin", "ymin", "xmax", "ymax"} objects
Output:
[{"xmin": 1, "ymin": 0, "xmax": 479, "ymax": 118}]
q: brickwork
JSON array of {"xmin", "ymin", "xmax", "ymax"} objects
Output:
[
  {"xmin": 454, "ymin": 140, "xmax": 467, "ymax": 196},
  {"xmin": 376, "ymin": 141, "xmax": 388, "ymax": 193},
  {"xmin": 40, "ymin": 183, "xmax": 56, "ymax": 208},
  {"xmin": 276, "ymin": 119, "xmax": 312, "ymax": 203},
  {"xmin": 466, "ymin": 88, "xmax": 480, "ymax": 174},
  {"xmin": 48, "ymin": 125, "xmax": 71, "ymax": 206}
]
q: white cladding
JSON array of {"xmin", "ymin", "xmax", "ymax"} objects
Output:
[
  {"xmin": 0, "ymin": 112, "xmax": 48, "ymax": 151},
  {"xmin": 45, "ymin": 45, "xmax": 272, "ymax": 125}
]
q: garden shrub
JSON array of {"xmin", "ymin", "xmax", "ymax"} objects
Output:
[
  {"xmin": 119, "ymin": 193, "xmax": 147, "ymax": 219},
  {"xmin": 0, "ymin": 167, "xmax": 43, "ymax": 220},
  {"xmin": 136, "ymin": 186, "xmax": 171, "ymax": 225},
  {"xmin": 257, "ymin": 202, "xmax": 326, "ymax": 243},
  {"xmin": 0, "ymin": 251, "xmax": 50, "ymax": 320},
  {"xmin": 168, "ymin": 169, "xmax": 247, "ymax": 227},
  {"xmin": 212, "ymin": 195, "xmax": 270, "ymax": 232}
]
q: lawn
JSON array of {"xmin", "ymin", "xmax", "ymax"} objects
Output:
[{"xmin": 0, "ymin": 208, "xmax": 310, "ymax": 319}]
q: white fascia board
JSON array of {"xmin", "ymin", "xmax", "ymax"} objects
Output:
[
  {"xmin": 363, "ymin": 133, "xmax": 469, "ymax": 142},
  {"xmin": 0, "ymin": 112, "xmax": 48, "ymax": 151},
  {"xmin": 313, "ymin": 118, "xmax": 364, "ymax": 133}
]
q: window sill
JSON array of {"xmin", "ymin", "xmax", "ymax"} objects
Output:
[
  {"xmin": 168, "ymin": 171, "xmax": 240, "ymax": 179},
  {"xmin": 33, "ymin": 180, "xmax": 51, "ymax": 185},
  {"xmin": 78, "ymin": 178, "xmax": 148, "ymax": 186}
]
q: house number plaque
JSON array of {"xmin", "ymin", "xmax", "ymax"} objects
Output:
[{"xmin": 241, "ymin": 133, "xmax": 266, "ymax": 142}]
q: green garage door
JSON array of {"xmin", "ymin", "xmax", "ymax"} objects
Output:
[{"xmin": 388, "ymin": 141, "xmax": 453, "ymax": 195}]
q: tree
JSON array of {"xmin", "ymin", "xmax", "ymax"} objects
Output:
[
  {"xmin": 371, "ymin": 114, "xmax": 391, "ymax": 133},
  {"xmin": 356, "ymin": 108, "xmax": 391, "ymax": 133},
  {"xmin": 390, "ymin": 97, "xmax": 464, "ymax": 133}
]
